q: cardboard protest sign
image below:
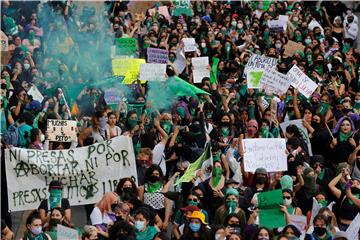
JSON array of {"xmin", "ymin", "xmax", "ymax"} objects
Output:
[
  {"xmin": 173, "ymin": 0, "xmax": 192, "ymax": 16},
  {"xmin": 258, "ymin": 189, "xmax": 286, "ymax": 228},
  {"xmin": 115, "ymin": 38, "xmax": 137, "ymax": 56},
  {"xmin": 346, "ymin": 213, "xmax": 360, "ymax": 240},
  {"xmin": 247, "ymin": 70, "xmax": 264, "ymax": 89},
  {"xmin": 104, "ymin": 88, "xmax": 122, "ymax": 105},
  {"xmin": 47, "ymin": 120, "xmax": 77, "ymax": 142},
  {"xmin": 27, "ymin": 85, "xmax": 44, "ymax": 103},
  {"xmin": 148, "ymin": 6, "xmax": 171, "ymax": 20},
  {"xmin": 1, "ymin": 31, "xmax": 8, "ymax": 52},
  {"xmin": 280, "ymin": 119, "xmax": 313, "ymax": 156},
  {"xmin": 242, "ymin": 138, "xmax": 287, "ymax": 172},
  {"xmin": 147, "ymin": 48, "xmax": 168, "ymax": 64},
  {"xmin": 183, "ymin": 38, "xmax": 197, "ymax": 52},
  {"xmin": 5, "ymin": 136, "xmax": 137, "ymax": 211},
  {"xmin": 128, "ymin": 1, "xmax": 154, "ymax": 17},
  {"xmin": 260, "ymin": 68, "xmax": 291, "ymax": 96},
  {"xmin": 287, "ymin": 65, "xmax": 317, "ymax": 98},
  {"xmin": 57, "ymin": 224, "xmax": 79, "ymax": 240},
  {"xmin": 284, "ymin": 40, "xmax": 305, "ymax": 57},
  {"xmin": 112, "ymin": 58, "xmax": 145, "ymax": 84},
  {"xmin": 192, "ymin": 57, "xmax": 210, "ymax": 83},
  {"xmin": 244, "ymin": 54, "xmax": 278, "ymax": 75},
  {"xmin": 139, "ymin": 63, "xmax": 167, "ymax": 81}
]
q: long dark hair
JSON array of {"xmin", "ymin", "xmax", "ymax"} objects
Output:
[
  {"xmin": 144, "ymin": 164, "xmax": 164, "ymax": 184},
  {"xmin": 116, "ymin": 177, "xmax": 138, "ymax": 197},
  {"xmin": 182, "ymin": 222, "xmax": 210, "ymax": 240}
]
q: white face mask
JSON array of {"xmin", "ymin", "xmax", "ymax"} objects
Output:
[
  {"xmin": 237, "ymin": 23, "xmax": 243, "ymax": 29},
  {"xmin": 231, "ymin": 21, "xmax": 237, "ymax": 27},
  {"xmin": 24, "ymin": 63, "xmax": 30, "ymax": 70},
  {"xmin": 275, "ymin": 43, "xmax": 282, "ymax": 49},
  {"xmin": 201, "ymin": 42, "xmax": 206, "ymax": 48},
  {"xmin": 283, "ymin": 197, "xmax": 292, "ymax": 206},
  {"xmin": 40, "ymin": 134, "xmax": 45, "ymax": 142},
  {"xmin": 355, "ymin": 99, "xmax": 360, "ymax": 104}
]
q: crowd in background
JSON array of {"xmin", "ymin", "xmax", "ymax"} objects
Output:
[{"xmin": 1, "ymin": 0, "xmax": 360, "ymax": 239}]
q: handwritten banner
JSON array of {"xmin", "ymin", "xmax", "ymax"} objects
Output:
[
  {"xmin": 287, "ymin": 65, "xmax": 317, "ymax": 98},
  {"xmin": 183, "ymin": 38, "xmax": 197, "ymax": 52},
  {"xmin": 192, "ymin": 57, "xmax": 210, "ymax": 83},
  {"xmin": 47, "ymin": 120, "xmax": 77, "ymax": 142},
  {"xmin": 242, "ymin": 138, "xmax": 287, "ymax": 172},
  {"xmin": 27, "ymin": 85, "xmax": 44, "ymax": 103},
  {"xmin": 112, "ymin": 58, "xmax": 145, "ymax": 84},
  {"xmin": 260, "ymin": 68, "xmax": 291, "ymax": 96},
  {"xmin": 244, "ymin": 54, "xmax": 278, "ymax": 75},
  {"xmin": 139, "ymin": 63, "xmax": 167, "ymax": 81},
  {"xmin": 147, "ymin": 48, "xmax": 168, "ymax": 64},
  {"xmin": 115, "ymin": 38, "xmax": 137, "ymax": 56},
  {"xmin": 5, "ymin": 136, "xmax": 137, "ymax": 211}
]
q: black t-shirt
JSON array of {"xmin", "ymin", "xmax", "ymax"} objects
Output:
[{"xmin": 38, "ymin": 198, "xmax": 70, "ymax": 212}]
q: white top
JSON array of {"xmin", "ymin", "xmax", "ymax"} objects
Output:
[
  {"xmin": 90, "ymin": 207, "xmax": 113, "ymax": 225},
  {"xmin": 152, "ymin": 142, "xmax": 166, "ymax": 174}
]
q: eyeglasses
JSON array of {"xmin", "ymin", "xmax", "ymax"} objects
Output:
[
  {"xmin": 314, "ymin": 163, "xmax": 323, "ymax": 168},
  {"xmin": 283, "ymin": 196, "xmax": 291, "ymax": 200},
  {"xmin": 188, "ymin": 198, "xmax": 199, "ymax": 202}
]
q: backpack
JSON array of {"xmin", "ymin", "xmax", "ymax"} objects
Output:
[{"xmin": 2, "ymin": 123, "xmax": 19, "ymax": 146}]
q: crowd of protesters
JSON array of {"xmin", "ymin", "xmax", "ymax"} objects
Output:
[{"xmin": 1, "ymin": 0, "xmax": 360, "ymax": 239}]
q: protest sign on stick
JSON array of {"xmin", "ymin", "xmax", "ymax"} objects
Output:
[
  {"xmin": 5, "ymin": 136, "xmax": 137, "ymax": 211},
  {"xmin": 242, "ymin": 138, "xmax": 287, "ymax": 172},
  {"xmin": 47, "ymin": 119, "xmax": 77, "ymax": 142}
]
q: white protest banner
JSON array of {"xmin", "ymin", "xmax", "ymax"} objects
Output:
[
  {"xmin": 268, "ymin": 16, "xmax": 287, "ymax": 33},
  {"xmin": 104, "ymin": 88, "xmax": 122, "ymax": 105},
  {"xmin": 242, "ymin": 138, "xmax": 287, "ymax": 172},
  {"xmin": 183, "ymin": 38, "xmax": 197, "ymax": 52},
  {"xmin": 192, "ymin": 57, "xmax": 210, "ymax": 83},
  {"xmin": 47, "ymin": 119, "xmax": 77, "ymax": 142},
  {"xmin": 27, "ymin": 85, "xmax": 44, "ymax": 103},
  {"xmin": 260, "ymin": 68, "xmax": 291, "ymax": 96},
  {"xmin": 287, "ymin": 65, "xmax": 317, "ymax": 98},
  {"xmin": 244, "ymin": 54, "xmax": 278, "ymax": 75},
  {"xmin": 147, "ymin": 48, "xmax": 168, "ymax": 64},
  {"xmin": 139, "ymin": 63, "xmax": 166, "ymax": 81},
  {"xmin": 5, "ymin": 136, "xmax": 137, "ymax": 211},
  {"xmin": 57, "ymin": 224, "xmax": 79, "ymax": 240},
  {"xmin": 346, "ymin": 213, "xmax": 360, "ymax": 240},
  {"xmin": 279, "ymin": 119, "xmax": 313, "ymax": 156},
  {"xmin": 289, "ymin": 215, "xmax": 307, "ymax": 240}
]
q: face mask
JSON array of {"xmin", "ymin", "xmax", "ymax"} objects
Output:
[
  {"xmin": 201, "ymin": 42, "xmax": 206, "ymax": 48},
  {"xmin": 215, "ymin": 233, "xmax": 222, "ymax": 240},
  {"xmin": 295, "ymin": 35, "xmax": 302, "ymax": 42},
  {"xmin": 128, "ymin": 119, "xmax": 138, "ymax": 129},
  {"xmin": 255, "ymin": 176, "xmax": 266, "ymax": 185},
  {"xmin": 49, "ymin": 218, "xmax": 61, "ymax": 227},
  {"xmin": 134, "ymin": 221, "xmax": 145, "ymax": 231},
  {"xmin": 351, "ymin": 187, "xmax": 360, "ymax": 195},
  {"xmin": 189, "ymin": 222, "xmax": 201, "ymax": 232},
  {"xmin": 24, "ymin": 63, "xmax": 30, "ymax": 70},
  {"xmin": 148, "ymin": 175, "xmax": 160, "ymax": 183},
  {"xmin": 258, "ymin": 238, "xmax": 269, "ymax": 240},
  {"xmin": 231, "ymin": 21, "xmax": 237, "ymax": 27},
  {"xmin": 187, "ymin": 200, "xmax": 199, "ymax": 206},
  {"xmin": 213, "ymin": 167, "xmax": 223, "ymax": 177},
  {"xmin": 318, "ymin": 199, "xmax": 328, "ymax": 208},
  {"xmin": 122, "ymin": 187, "xmax": 132, "ymax": 193},
  {"xmin": 237, "ymin": 23, "xmax": 243, "ymax": 29},
  {"xmin": 226, "ymin": 200, "xmax": 237, "ymax": 213},
  {"xmin": 305, "ymin": 38, "xmax": 311, "ymax": 45},
  {"xmin": 31, "ymin": 226, "xmax": 42, "ymax": 235},
  {"xmin": 283, "ymin": 198, "xmax": 292, "ymax": 206},
  {"xmin": 275, "ymin": 43, "xmax": 282, "ymax": 49},
  {"xmin": 313, "ymin": 227, "xmax": 326, "ymax": 236},
  {"xmin": 248, "ymin": 105, "xmax": 255, "ymax": 119}
]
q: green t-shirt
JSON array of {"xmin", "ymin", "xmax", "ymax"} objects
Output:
[{"xmin": 135, "ymin": 225, "xmax": 158, "ymax": 240}]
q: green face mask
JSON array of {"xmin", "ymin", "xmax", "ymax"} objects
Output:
[
  {"xmin": 239, "ymin": 84, "xmax": 247, "ymax": 96},
  {"xmin": 128, "ymin": 119, "xmax": 138, "ymax": 129},
  {"xmin": 49, "ymin": 189, "xmax": 62, "ymax": 210},
  {"xmin": 213, "ymin": 167, "xmax": 223, "ymax": 177},
  {"xmin": 226, "ymin": 200, "xmax": 237, "ymax": 213},
  {"xmin": 221, "ymin": 127, "xmax": 230, "ymax": 137},
  {"xmin": 187, "ymin": 200, "xmax": 199, "ymax": 206},
  {"xmin": 161, "ymin": 121, "xmax": 172, "ymax": 134},
  {"xmin": 318, "ymin": 199, "xmax": 328, "ymax": 208},
  {"xmin": 260, "ymin": 126, "xmax": 270, "ymax": 138},
  {"xmin": 295, "ymin": 35, "xmax": 302, "ymax": 42},
  {"xmin": 248, "ymin": 105, "xmax": 255, "ymax": 119},
  {"xmin": 213, "ymin": 152, "xmax": 220, "ymax": 162}
]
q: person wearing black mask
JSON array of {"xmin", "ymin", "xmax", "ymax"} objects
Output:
[
  {"xmin": 243, "ymin": 167, "xmax": 269, "ymax": 207},
  {"xmin": 305, "ymin": 214, "xmax": 333, "ymax": 240},
  {"xmin": 116, "ymin": 177, "xmax": 138, "ymax": 201}
]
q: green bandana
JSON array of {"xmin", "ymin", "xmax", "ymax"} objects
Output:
[
  {"xmin": 319, "ymin": 101, "xmax": 330, "ymax": 116},
  {"xmin": 226, "ymin": 200, "xmax": 237, "ymax": 215},
  {"xmin": 339, "ymin": 131, "xmax": 352, "ymax": 142},
  {"xmin": 317, "ymin": 169, "xmax": 325, "ymax": 180},
  {"xmin": 128, "ymin": 119, "xmax": 138, "ymax": 129},
  {"xmin": 239, "ymin": 84, "xmax": 247, "ymax": 96},
  {"xmin": 161, "ymin": 121, "xmax": 172, "ymax": 134},
  {"xmin": 318, "ymin": 199, "xmax": 328, "ymax": 208},
  {"xmin": 248, "ymin": 105, "xmax": 255, "ymax": 119},
  {"xmin": 212, "ymin": 168, "xmax": 223, "ymax": 188},
  {"xmin": 49, "ymin": 189, "xmax": 62, "ymax": 210},
  {"xmin": 213, "ymin": 152, "xmax": 221, "ymax": 162},
  {"xmin": 260, "ymin": 126, "xmax": 270, "ymax": 138},
  {"xmin": 147, "ymin": 181, "xmax": 161, "ymax": 193},
  {"xmin": 221, "ymin": 127, "xmax": 230, "ymax": 137}
]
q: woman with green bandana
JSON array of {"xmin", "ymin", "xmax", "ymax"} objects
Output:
[
  {"xmin": 45, "ymin": 207, "xmax": 80, "ymax": 240},
  {"xmin": 38, "ymin": 180, "xmax": 71, "ymax": 226},
  {"xmin": 217, "ymin": 113, "xmax": 236, "ymax": 148},
  {"xmin": 211, "ymin": 141, "xmax": 230, "ymax": 180},
  {"xmin": 310, "ymin": 155, "xmax": 334, "ymax": 194},
  {"xmin": 23, "ymin": 211, "xmax": 52, "ymax": 240},
  {"xmin": 295, "ymin": 167, "xmax": 318, "ymax": 214},
  {"xmin": 213, "ymin": 188, "xmax": 246, "ymax": 226},
  {"xmin": 330, "ymin": 116, "xmax": 358, "ymax": 166},
  {"xmin": 138, "ymin": 165, "xmax": 171, "ymax": 232}
]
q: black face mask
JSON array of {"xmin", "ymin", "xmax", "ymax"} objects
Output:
[
  {"xmin": 228, "ymin": 223, "xmax": 240, "ymax": 228},
  {"xmin": 313, "ymin": 227, "xmax": 327, "ymax": 236},
  {"xmin": 348, "ymin": 18, "xmax": 354, "ymax": 23},
  {"xmin": 122, "ymin": 187, "xmax": 133, "ymax": 193},
  {"xmin": 148, "ymin": 175, "xmax": 160, "ymax": 183},
  {"xmin": 311, "ymin": 121, "xmax": 320, "ymax": 130},
  {"xmin": 221, "ymin": 121, "xmax": 231, "ymax": 127},
  {"xmin": 115, "ymin": 215, "xmax": 124, "ymax": 222},
  {"xmin": 255, "ymin": 176, "xmax": 266, "ymax": 185},
  {"xmin": 49, "ymin": 219, "xmax": 62, "ymax": 227},
  {"xmin": 1, "ymin": 83, "xmax": 7, "ymax": 89},
  {"xmin": 351, "ymin": 187, "xmax": 360, "ymax": 195},
  {"xmin": 286, "ymin": 106, "xmax": 294, "ymax": 112}
]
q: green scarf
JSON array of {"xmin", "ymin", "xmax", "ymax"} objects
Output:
[
  {"xmin": 213, "ymin": 152, "xmax": 221, "ymax": 162},
  {"xmin": 339, "ymin": 131, "xmax": 353, "ymax": 142},
  {"xmin": 248, "ymin": 105, "xmax": 255, "ymax": 119},
  {"xmin": 239, "ymin": 84, "xmax": 247, "ymax": 96},
  {"xmin": 226, "ymin": 200, "xmax": 237, "ymax": 215},
  {"xmin": 127, "ymin": 119, "xmax": 138, "ymax": 129},
  {"xmin": 49, "ymin": 189, "xmax": 62, "ymax": 210},
  {"xmin": 212, "ymin": 168, "xmax": 223, "ymax": 188},
  {"xmin": 147, "ymin": 182, "xmax": 161, "ymax": 193},
  {"xmin": 23, "ymin": 231, "xmax": 45, "ymax": 240},
  {"xmin": 319, "ymin": 101, "xmax": 330, "ymax": 116},
  {"xmin": 260, "ymin": 126, "xmax": 270, "ymax": 138},
  {"xmin": 318, "ymin": 200, "xmax": 328, "ymax": 208},
  {"xmin": 317, "ymin": 169, "xmax": 325, "ymax": 181},
  {"xmin": 221, "ymin": 127, "xmax": 230, "ymax": 137}
]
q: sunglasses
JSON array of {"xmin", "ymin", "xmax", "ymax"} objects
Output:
[
  {"xmin": 188, "ymin": 198, "xmax": 199, "ymax": 202},
  {"xmin": 283, "ymin": 196, "xmax": 291, "ymax": 200}
]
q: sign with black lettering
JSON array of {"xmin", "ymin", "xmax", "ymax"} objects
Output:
[
  {"xmin": 47, "ymin": 120, "xmax": 77, "ymax": 142},
  {"xmin": 5, "ymin": 136, "xmax": 137, "ymax": 211}
]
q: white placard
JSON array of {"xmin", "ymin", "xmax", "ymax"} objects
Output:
[
  {"xmin": 183, "ymin": 38, "xmax": 197, "ymax": 52},
  {"xmin": 289, "ymin": 215, "xmax": 307, "ymax": 240},
  {"xmin": 192, "ymin": 57, "xmax": 210, "ymax": 83},
  {"xmin": 244, "ymin": 54, "xmax": 278, "ymax": 75},
  {"xmin": 47, "ymin": 119, "xmax": 78, "ymax": 142},
  {"xmin": 57, "ymin": 224, "xmax": 79, "ymax": 240},
  {"xmin": 287, "ymin": 65, "xmax": 318, "ymax": 98},
  {"xmin": 5, "ymin": 136, "xmax": 137, "ymax": 211},
  {"xmin": 346, "ymin": 213, "xmax": 360, "ymax": 240},
  {"xmin": 242, "ymin": 138, "xmax": 287, "ymax": 172},
  {"xmin": 173, "ymin": 46, "xmax": 186, "ymax": 73},
  {"xmin": 27, "ymin": 86, "xmax": 44, "ymax": 103},
  {"xmin": 139, "ymin": 63, "xmax": 167, "ymax": 81},
  {"xmin": 260, "ymin": 68, "xmax": 291, "ymax": 96},
  {"xmin": 279, "ymin": 119, "xmax": 313, "ymax": 156}
]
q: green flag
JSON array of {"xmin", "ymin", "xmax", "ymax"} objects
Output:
[
  {"xmin": 175, "ymin": 144, "xmax": 212, "ymax": 186},
  {"xmin": 115, "ymin": 38, "xmax": 137, "ymax": 56},
  {"xmin": 168, "ymin": 76, "xmax": 210, "ymax": 98},
  {"xmin": 173, "ymin": 0, "xmax": 192, "ymax": 16},
  {"xmin": 258, "ymin": 189, "xmax": 286, "ymax": 229},
  {"xmin": 210, "ymin": 57, "xmax": 219, "ymax": 84}
]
